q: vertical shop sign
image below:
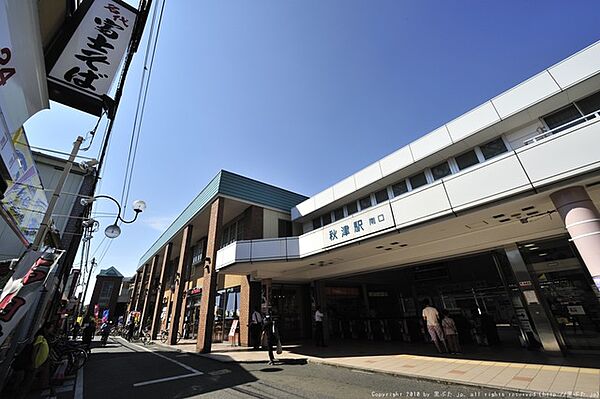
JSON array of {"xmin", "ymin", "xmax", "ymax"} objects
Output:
[{"xmin": 46, "ymin": 0, "xmax": 138, "ymax": 115}]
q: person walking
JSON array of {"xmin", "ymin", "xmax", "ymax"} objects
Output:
[
  {"xmin": 13, "ymin": 322, "xmax": 54, "ymax": 399},
  {"xmin": 250, "ymin": 307, "xmax": 263, "ymax": 350},
  {"xmin": 262, "ymin": 315, "xmax": 277, "ymax": 365},
  {"xmin": 126, "ymin": 320, "xmax": 135, "ymax": 342},
  {"xmin": 422, "ymin": 299, "xmax": 448, "ymax": 354},
  {"xmin": 71, "ymin": 321, "xmax": 80, "ymax": 341},
  {"xmin": 314, "ymin": 306, "xmax": 325, "ymax": 347},
  {"xmin": 82, "ymin": 318, "xmax": 95, "ymax": 353},
  {"xmin": 441, "ymin": 309, "xmax": 461, "ymax": 354}
]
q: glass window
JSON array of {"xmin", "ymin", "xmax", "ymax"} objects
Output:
[
  {"xmin": 455, "ymin": 150, "xmax": 479, "ymax": 170},
  {"xmin": 333, "ymin": 207, "xmax": 344, "ymax": 221},
  {"xmin": 409, "ymin": 172, "xmax": 428, "ymax": 189},
  {"xmin": 576, "ymin": 91, "xmax": 600, "ymax": 115},
  {"xmin": 278, "ymin": 219, "xmax": 293, "ymax": 237},
  {"xmin": 346, "ymin": 201, "xmax": 358, "ymax": 216},
  {"xmin": 431, "ymin": 162, "xmax": 451, "ymax": 180},
  {"xmin": 359, "ymin": 195, "xmax": 372, "ymax": 210},
  {"xmin": 322, "ymin": 213, "xmax": 332, "ymax": 226},
  {"xmin": 312, "ymin": 217, "xmax": 322, "ymax": 230},
  {"xmin": 543, "ymin": 105, "xmax": 583, "ymax": 133},
  {"xmin": 392, "ymin": 180, "xmax": 408, "ymax": 197},
  {"xmin": 374, "ymin": 189, "xmax": 389, "ymax": 204},
  {"xmin": 480, "ymin": 138, "xmax": 508, "ymax": 160},
  {"xmin": 224, "ymin": 287, "xmax": 240, "ymax": 319}
]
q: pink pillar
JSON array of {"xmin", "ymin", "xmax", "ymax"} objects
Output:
[{"xmin": 550, "ymin": 186, "xmax": 600, "ymax": 279}]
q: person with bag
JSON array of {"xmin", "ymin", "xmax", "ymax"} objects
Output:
[
  {"xmin": 249, "ymin": 307, "xmax": 263, "ymax": 350},
  {"xmin": 14, "ymin": 322, "xmax": 54, "ymax": 399},
  {"xmin": 262, "ymin": 314, "xmax": 277, "ymax": 365}
]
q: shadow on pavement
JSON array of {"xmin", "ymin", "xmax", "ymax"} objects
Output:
[{"xmin": 83, "ymin": 339, "xmax": 261, "ymax": 399}]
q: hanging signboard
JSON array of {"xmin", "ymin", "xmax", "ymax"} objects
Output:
[
  {"xmin": 46, "ymin": 0, "xmax": 138, "ymax": 116},
  {"xmin": 0, "ymin": 128, "xmax": 48, "ymax": 245},
  {"xmin": 0, "ymin": 0, "xmax": 49, "ymax": 181}
]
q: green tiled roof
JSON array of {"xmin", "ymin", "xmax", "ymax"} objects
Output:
[{"xmin": 138, "ymin": 170, "xmax": 306, "ymax": 268}]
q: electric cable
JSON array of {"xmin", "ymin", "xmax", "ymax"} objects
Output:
[{"xmin": 120, "ymin": 0, "xmax": 166, "ymax": 211}]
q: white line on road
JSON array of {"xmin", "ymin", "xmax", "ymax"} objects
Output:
[
  {"xmin": 132, "ymin": 372, "xmax": 204, "ymax": 387},
  {"xmin": 74, "ymin": 365, "xmax": 84, "ymax": 399},
  {"xmin": 116, "ymin": 337, "xmax": 206, "ymax": 387}
]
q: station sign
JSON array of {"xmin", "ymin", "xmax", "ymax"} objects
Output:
[{"xmin": 323, "ymin": 203, "xmax": 395, "ymax": 248}]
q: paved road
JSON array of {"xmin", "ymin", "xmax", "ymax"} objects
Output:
[{"xmin": 80, "ymin": 337, "xmax": 514, "ymax": 399}]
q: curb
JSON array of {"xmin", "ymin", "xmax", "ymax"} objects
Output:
[{"xmin": 144, "ymin": 341, "xmax": 581, "ymax": 399}]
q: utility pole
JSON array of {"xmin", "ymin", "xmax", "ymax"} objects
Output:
[
  {"xmin": 81, "ymin": 257, "xmax": 97, "ymax": 317},
  {"xmin": 32, "ymin": 136, "xmax": 84, "ymax": 250}
]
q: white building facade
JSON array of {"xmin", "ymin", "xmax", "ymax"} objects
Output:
[{"xmin": 216, "ymin": 40, "xmax": 600, "ymax": 354}]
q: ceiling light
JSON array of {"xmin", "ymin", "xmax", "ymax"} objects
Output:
[
  {"xmin": 524, "ymin": 243, "xmax": 535, "ymax": 247},
  {"xmin": 538, "ymin": 253, "xmax": 548, "ymax": 256},
  {"xmin": 528, "ymin": 247, "xmax": 539, "ymax": 250}
]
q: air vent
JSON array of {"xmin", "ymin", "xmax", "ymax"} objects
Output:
[
  {"xmin": 492, "ymin": 214, "xmax": 505, "ymax": 219},
  {"xmin": 521, "ymin": 206, "xmax": 535, "ymax": 211}
]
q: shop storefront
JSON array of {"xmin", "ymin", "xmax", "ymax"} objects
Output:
[
  {"xmin": 183, "ymin": 287, "xmax": 201, "ymax": 339},
  {"xmin": 213, "ymin": 286, "xmax": 241, "ymax": 343}
]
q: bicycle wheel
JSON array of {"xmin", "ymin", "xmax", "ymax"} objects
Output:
[
  {"xmin": 160, "ymin": 332, "xmax": 168, "ymax": 344},
  {"xmin": 176, "ymin": 331, "xmax": 182, "ymax": 343}
]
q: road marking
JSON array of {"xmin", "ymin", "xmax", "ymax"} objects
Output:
[
  {"xmin": 75, "ymin": 366, "xmax": 84, "ymax": 399},
  {"xmin": 115, "ymin": 337, "xmax": 207, "ymax": 387},
  {"xmin": 121, "ymin": 337, "xmax": 203, "ymax": 374},
  {"xmin": 133, "ymin": 372, "xmax": 204, "ymax": 387}
]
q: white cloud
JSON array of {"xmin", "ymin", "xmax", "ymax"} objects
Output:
[{"xmin": 144, "ymin": 216, "xmax": 173, "ymax": 232}]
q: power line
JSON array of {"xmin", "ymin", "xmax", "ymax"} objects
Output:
[{"xmin": 120, "ymin": 0, "xmax": 166, "ymax": 209}]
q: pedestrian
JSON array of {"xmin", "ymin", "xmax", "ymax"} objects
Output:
[
  {"xmin": 249, "ymin": 306, "xmax": 263, "ymax": 350},
  {"xmin": 127, "ymin": 321, "xmax": 135, "ymax": 342},
  {"xmin": 100, "ymin": 321, "xmax": 111, "ymax": 346},
  {"xmin": 441, "ymin": 309, "xmax": 461, "ymax": 354},
  {"xmin": 422, "ymin": 299, "xmax": 448, "ymax": 354},
  {"xmin": 82, "ymin": 318, "xmax": 95, "ymax": 353},
  {"xmin": 314, "ymin": 306, "xmax": 325, "ymax": 347},
  {"xmin": 71, "ymin": 321, "xmax": 80, "ymax": 341},
  {"xmin": 262, "ymin": 315, "xmax": 277, "ymax": 365},
  {"xmin": 13, "ymin": 322, "xmax": 54, "ymax": 399}
]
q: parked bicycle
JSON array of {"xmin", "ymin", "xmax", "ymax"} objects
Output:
[{"xmin": 159, "ymin": 329, "xmax": 182, "ymax": 344}]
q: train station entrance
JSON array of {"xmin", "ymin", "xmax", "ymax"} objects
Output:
[{"xmin": 319, "ymin": 236, "xmax": 600, "ymax": 354}]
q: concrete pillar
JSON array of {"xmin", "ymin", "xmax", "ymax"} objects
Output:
[
  {"xmin": 169, "ymin": 225, "xmax": 193, "ymax": 345},
  {"xmin": 150, "ymin": 243, "xmax": 172, "ymax": 339},
  {"xmin": 504, "ymin": 244, "xmax": 563, "ymax": 354},
  {"xmin": 551, "ymin": 186, "xmax": 600, "ymax": 280},
  {"xmin": 135, "ymin": 263, "xmax": 149, "ymax": 314},
  {"xmin": 196, "ymin": 198, "xmax": 224, "ymax": 353},
  {"xmin": 128, "ymin": 271, "xmax": 140, "ymax": 313},
  {"xmin": 140, "ymin": 255, "xmax": 159, "ymax": 329}
]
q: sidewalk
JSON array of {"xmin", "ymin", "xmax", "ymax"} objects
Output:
[{"xmin": 154, "ymin": 340, "xmax": 600, "ymax": 398}]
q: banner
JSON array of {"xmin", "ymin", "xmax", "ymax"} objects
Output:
[
  {"xmin": 0, "ymin": 250, "xmax": 63, "ymax": 347},
  {"xmin": 102, "ymin": 309, "xmax": 109, "ymax": 323},
  {"xmin": 0, "ymin": 0, "xmax": 49, "ymax": 179},
  {"xmin": 46, "ymin": 0, "xmax": 138, "ymax": 115},
  {"xmin": 0, "ymin": 127, "xmax": 48, "ymax": 244}
]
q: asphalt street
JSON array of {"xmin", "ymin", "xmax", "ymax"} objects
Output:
[{"xmin": 78, "ymin": 337, "xmax": 515, "ymax": 399}]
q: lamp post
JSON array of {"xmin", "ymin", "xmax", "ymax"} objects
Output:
[{"xmin": 80, "ymin": 195, "xmax": 146, "ymax": 239}]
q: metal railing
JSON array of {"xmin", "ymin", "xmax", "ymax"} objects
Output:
[{"xmin": 523, "ymin": 110, "xmax": 600, "ymax": 146}]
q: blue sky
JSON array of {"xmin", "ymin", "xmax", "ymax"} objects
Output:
[{"xmin": 23, "ymin": 1, "xmax": 600, "ymax": 300}]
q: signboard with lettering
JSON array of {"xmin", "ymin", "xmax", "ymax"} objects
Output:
[
  {"xmin": 46, "ymin": 0, "xmax": 138, "ymax": 115},
  {"xmin": 228, "ymin": 319, "xmax": 239, "ymax": 337},
  {"xmin": 0, "ymin": 128, "xmax": 48, "ymax": 245},
  {"xmin": 323, "ymin": 203, "xmax": 395, "ymax": 248}
]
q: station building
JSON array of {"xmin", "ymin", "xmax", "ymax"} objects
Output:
[{"xmin": 131, "ymin": 41, "xmax": 600, "ymax": 355}]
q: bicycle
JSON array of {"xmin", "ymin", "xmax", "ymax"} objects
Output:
[{"xmin": 159, "ymin": 329, "xmax": 182, "ymax": 344}]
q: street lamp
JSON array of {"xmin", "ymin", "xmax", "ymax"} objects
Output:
[{"xmin": 80, "ymin": 195, "xmax": 146, "ymax": 239}]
